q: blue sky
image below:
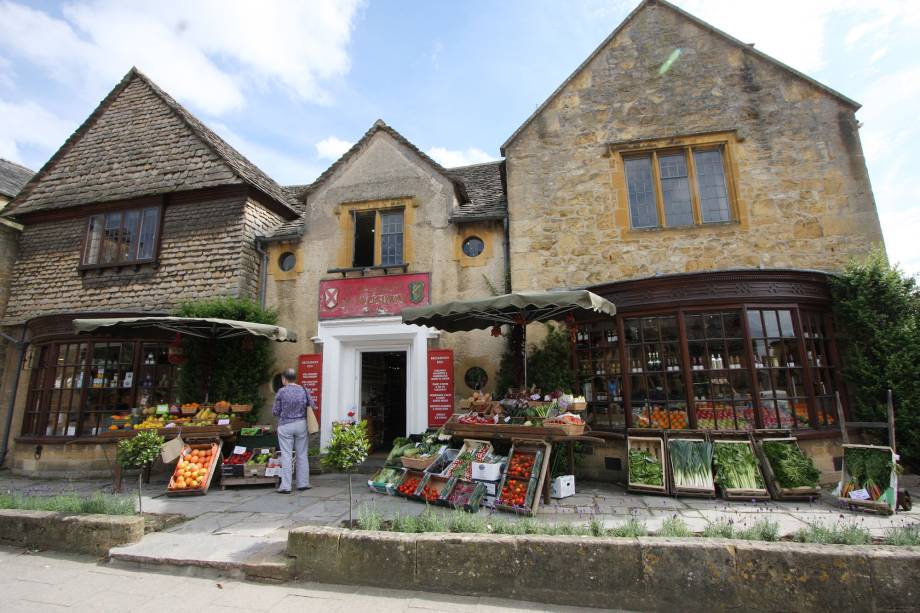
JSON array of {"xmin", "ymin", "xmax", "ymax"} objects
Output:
[{"xmin": 1, "ymin": 0, "xmax": 918, "ymax": 274}]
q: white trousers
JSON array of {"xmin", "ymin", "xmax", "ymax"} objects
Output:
[{"xmin": 277, "ymin": 419, "xmax": 310, "ymax": 491}]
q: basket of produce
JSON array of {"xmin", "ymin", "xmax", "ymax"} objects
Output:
[
  {"xmin": 179, "ymin": 402, "xmax": 200, "ymax": 416},
  {"xmin": 754, "ymin": 437, "xmax": 821, "ymax": 500},
  {"xmin": 214, "ymin": 400, "xmax": 232, "ymax": 412},
  {"xmin": 368, "ymin": 466, "xmax": 404, "ymax": 495},
  {"xmin": 167, "ymin": 443, "xmax": 219, "ymax": 496},
  {"xmin": 627, "ymin": 436, "xmax": 667, "ymax": 494},
  {"xmin": 103, "ymin": 413, "xmax": 135, "ymax": 431},
  {"xmin": 712, "ymin": 439, "xmax": 769, "ymax": 501},
  {"xmin": 544, "ymin": 413, "xmax": 586, "ymax": 436},
  {"xmin": 395, "ymin": 470, "xmax": 426, "ymax": 498},
  {"xmin": 401, "ymin": 451, "xmax": 440, "ymax": 470},
  {"xmin": 838, "ymin": 444, "xmax": 898, "ymax": 515},
  {"xmin": 230, "ymin": 404, "xmax": 253, "ymax": 414},
  {"xmin": 667, "ymin": 437, "xmax": 715, "ymax": 497}
]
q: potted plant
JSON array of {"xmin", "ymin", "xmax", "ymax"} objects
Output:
[
  {"xmin": 321, "ymin": 417, "xmax": 370, "ymax": 526},
  {"xmin": 116, "ymin": 430, "xmax": 164, "ymax": 514}
]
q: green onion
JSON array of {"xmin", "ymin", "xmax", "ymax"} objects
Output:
[{"xmin": 669, "ymin": 439, "xmax": 713, "ymax": 490}]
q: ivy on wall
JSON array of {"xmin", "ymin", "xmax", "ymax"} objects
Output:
[
  {"xmin": 173, "ymin": 298, "xmax": 277, "ymax": 421},
  {"xmin": 831, "ymin": 252, "xmax": 920, "ymax": 466}
]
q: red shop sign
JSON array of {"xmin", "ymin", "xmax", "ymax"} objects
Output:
[
  {"xmin": 297, "ymin": 354, "xmax": 323, "ymax": 425},
  {"xmin": 428, "ymin": 349, "xmax": 453, "ymax": 427},
  {"xmin": 318, "ymin": 272, "xmax": 430, "ymax": 319}
]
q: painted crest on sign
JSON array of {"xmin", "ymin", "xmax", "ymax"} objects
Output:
[
  {"xmin": 323, "ymin": 287, "xmax": 339, "ymax": 309},
  {"xmin": 408, "ymin": 281, "xmax": 425, "ymax": 304}
]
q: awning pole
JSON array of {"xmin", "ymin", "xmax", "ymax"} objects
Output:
[{"xmin": 522, "ymin": 322, "xmax": 527, "ymax": 389}]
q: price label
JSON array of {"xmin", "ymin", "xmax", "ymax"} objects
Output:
[
  {"xmin": 260, "ymin": 448, "xmax": 271, "ymax": 455},
  {"xmin": 217, "ymin": 418, "xmax": 230, "ymax": 426},
  {"xmin": 232, "ymin": 445, "xmax": 247, "ymax": 455},
  {"xmin": 156, "ymin": 404, "xmax": 169, "ymax": 415},
  {"xmin": 849, "ymin": 488, "xmax": 871, "ymax": 500}
]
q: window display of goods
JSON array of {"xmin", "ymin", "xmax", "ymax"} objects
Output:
[
  {"xmin": 628, "ymin": 447, "xmax": 664, "ymax": 486},
  {"xmin": 762, "ymin": 441, "xmax": 820, "ymax": 489},
  {"xmin": 668, "ymin": 439, "xmax": 714, "ymax": 491},
  {"xmin": 396, "ymin": 471, "xmax": 425, "ymax": 497},
  {"xmin": 637, "ymin": 406, "xmax": 688, "ymax": 429},
  {"xmin": 168, "ymin": 445, "xmax": 217, "ymax": 492},
  {"xmin": 135, "ymin": 416, "xmax": 167, "ymax": 430},
  {"xmin": 840, "ymin": 446, "xmax": 896, "ymax": 502},
  {"xmin": 695, "ymin": 405, "xmax": 738, "ymax": 430},
  {"xmin": 507, "ymin": 451, "xmax": 537, "ymax": 479},
  {"xmin": 712, "ymin": 441, "xmax": 765, "ymax": 491},
  {"xmin": 498, "ymin": 477, "xmax": 530, "ymax": 507}
]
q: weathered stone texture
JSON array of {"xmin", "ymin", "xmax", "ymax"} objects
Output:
[
  {"xmin": 0, "ymin": 219, "xmax": 20, "ymax": 384},
  {"xmin": 239, "ymin": 198, "xmax": 283, "ymax": 299},
  {"xmin": 505, "ymin": 3, "xmax": 884, "ymax": 291},
  {"xmin": 4, "ymin": 195, "xmax": 259, "ymax": 322}
]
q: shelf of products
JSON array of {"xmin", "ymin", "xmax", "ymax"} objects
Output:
[{"xmin": 575, "ymin": 322, "xmax": 625, "ymax": 430}]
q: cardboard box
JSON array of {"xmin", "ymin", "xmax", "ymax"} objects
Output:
[
  {"xmin": 551, "ymin": 475, "xmax": 575, "ymax": 499},
  {"xmin": 473, "ymin": 478, "xmax": 502, "ymax": 496},
  {"xmin": 472, "ymin": 460, "xmax": 505, "ymax": 481}
]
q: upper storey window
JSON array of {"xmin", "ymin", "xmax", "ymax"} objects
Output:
[
  {"xmin": 82, "ymin": 205, "xmax": 160, "ymax": 267},
  {"xmin": 352, "ymin": 208, "xmax": 404, "ymax": 267},
  {"xmin": 624, "ymin": 146, "xmax": 732, "ymax": 229}
]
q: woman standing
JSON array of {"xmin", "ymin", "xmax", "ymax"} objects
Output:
[{"xmin": 272, "ymin": 368, "xmax": 315, "ymax": 493}]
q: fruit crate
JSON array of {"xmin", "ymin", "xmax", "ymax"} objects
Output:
[
  {"xmin": 442, "ymin": 439, "xmax": 494, "ymax": 481},
  {"xmin": 666, "ymin": 435, "xmax": 716, "ymax": 498},
  {"xmin": 837, "ymin": 444, "xmax": 897, "ymax": 516},
  {"xmin": 415, "ymin": 473, "xmax": 453, "ymax": 505},
  {"xmin": 711, "ymin": 438, "xmax": 770, "ymax": 502},
  {"xmin": 627, "ymin": 436, "xmax": 669, "ymax": 495},
  {"xmin": 444, "ymin": 479, "xmax": 487, "ymax": 513},
  {"xmin": 394, "ymin": 469, "xmax": 426, "ymax": 498},
  {"xmin": 494, "ymin": 438, "xmax": 552, "ymax": 516},
  {"xmin": 752, "ymin": 436, "xmax": 821, "ymax": 501},
  {"xmin": 167, "ymin": 442, "xmax": 219, "ymax": 496},
  {"xmin": 245, "ymin": 447, "xmax": 276, "ymax": 477}
]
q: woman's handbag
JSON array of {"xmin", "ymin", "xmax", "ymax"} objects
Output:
[{"xmin": 307, "ymin": 407, "xmax": 320, "ymax": 434}]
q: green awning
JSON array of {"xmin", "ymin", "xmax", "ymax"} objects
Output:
[
  {"xmin": 73, "ymin": 317, "xmax": 297, "ymax": 342},
  {"xmin": 401, "ymin": 290, "xmax": 616, "ymax": 332}
]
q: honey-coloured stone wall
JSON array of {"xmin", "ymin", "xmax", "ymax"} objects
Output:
[{"xmin": 504, "ymin": 2, "xmax": 884, "ymax": 291}]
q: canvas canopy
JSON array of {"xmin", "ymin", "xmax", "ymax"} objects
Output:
[
  {"xmin": 400, "ymin": 290, "xmax": 616, "ymax": 332},
  {"xmin": 72, "ymin": 316, "xmax": 297, "ymax": 342}
]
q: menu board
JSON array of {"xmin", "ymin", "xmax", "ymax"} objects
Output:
[
  {"xmin": 428, "ymin": 349, "xmax": 454, "ymax": 427},
  {"xmin": 297, "ymin": 354, "xmax": 323, "ymax": 425}
]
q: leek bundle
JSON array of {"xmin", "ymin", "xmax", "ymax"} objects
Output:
[{"xmin": 669, "ymin": 439, "xmax": 713, "ymax": 490}]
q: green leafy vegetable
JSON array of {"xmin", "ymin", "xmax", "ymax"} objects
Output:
[
  {"xmin": 628, "ymin": 448, "xmax": 663, "ymax": 486},
  {"xmin": 763, "ymin": 441, "xmax": 820, "ymax": 489},
  {"xmin": 669, "ymin": 439, "xmax": 713, "ymax": 490},
  {"xmin": 713, "ymin": 442, "xmax": 765, "ymax": 490}
]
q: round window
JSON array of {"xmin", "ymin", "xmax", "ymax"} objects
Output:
[
  {"xmin": 464, "ymin": 367, "xmax": 488, "ymax": 391},
  {"xmin": 271, "ymin": 373, "xmax": 284, "ymax": 392},
  {"xmin": 278, "ymin": 251, "xmax": 297, "ymax": 272},
  {"xmin": 462, "ymin": 236, "xmax": 484, "ymax": 258}
]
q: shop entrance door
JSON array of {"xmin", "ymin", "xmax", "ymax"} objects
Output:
[{"xmin": 360, "ymin": 351, "xmax": 407, "ymax": 451}]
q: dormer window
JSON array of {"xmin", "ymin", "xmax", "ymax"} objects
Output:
[{"xmin": 82, "ymin": 205, "xmax": 161, "ymax": 268}]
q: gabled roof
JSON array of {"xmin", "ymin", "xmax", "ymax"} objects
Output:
[
  {"xmin": 6, "ymin": 67, "xmax": 298, "ymax": 219},
  {"xmin": 0, "ymin": 159, "xmax": 34, "ymax": 199},
  {"xmin": 501, "ymin": 0, "xmax": 860, "ymax": 154},
  {"xmin": 448, "ymin": 161, "xmax": 507, "ymax": 221}
]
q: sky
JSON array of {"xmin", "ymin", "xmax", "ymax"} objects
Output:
[{"xmin": 0, "ymin": 0, "xmax": 918, "ymax": 275}]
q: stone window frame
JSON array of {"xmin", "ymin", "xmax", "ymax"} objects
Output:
[
  {"xmin": 610, "ymin": 130, "xmax": 745, "ymax": 233},
  {"xmin": 333, "ymin": 198, "xmax": 416, "ymax": 270},
  {"xmin": 79, "ymin": 199, "xmax": 164, "ymax": 271}
]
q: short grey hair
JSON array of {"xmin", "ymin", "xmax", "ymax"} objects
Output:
[{"xmin": 282, "ymin": 368, "xmax": 297, "ymax": 382}]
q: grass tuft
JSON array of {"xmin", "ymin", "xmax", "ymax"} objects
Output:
[
  {"xmin": 736, "ymin": 519, "xmax": 780, "ymax": 542},
  {"xmin": 656, "ymin": 516, "xmax": 693, "ymax": 537},
  {"xmin": 0, "ymin": 492, "xmax": 135, "ymax": 515},
  {"xmin": 356, "ymin": 503, "xmax": 383, "ymax": 531},
  {"xmin": 609, "ymin": 516, "xmax": 648, "ymax": 537},
  {"xmin": 884, "ymin": 524, "xmax": 920, "ymax": 546},
  {"xmin": 702, "ymin": 520, "xmax": 735, "ymax": 539},
  {"xmin": 794, "ymin": 521, "xmax": 871, "ymax": 545},
  {"xmin": 447, "ymin": 510, "xmax": 488, "ymax": 533}
]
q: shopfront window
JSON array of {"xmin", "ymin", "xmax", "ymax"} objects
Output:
[
  {"xmin": 21, "ymin": 338, "xmax": 181, "ymax": 439},
  {"xmin": 574, "ymin": 303, "xmax": 840, "ymax": 433}
]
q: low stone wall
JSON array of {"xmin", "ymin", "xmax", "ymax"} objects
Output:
[
  {"xmin": 0, "ymin": 509, "xmax": 144, "ymax": 556},
  {"xmin": 288, "ymin": 526, "xmax": 920, "ymax": 611}
]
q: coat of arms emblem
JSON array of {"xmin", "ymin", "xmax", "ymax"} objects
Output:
[
  {"xmin": 408, "ymin": 281, "xmax": 425, "ymax": 304},
  {"xmin": 322, "ymin": 287, "xmax": 339, "ymax": 309}
]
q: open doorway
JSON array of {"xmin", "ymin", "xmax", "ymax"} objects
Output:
[{"xmin": 360, "ymin": 351, "xmax": 407, "ymax": 451}]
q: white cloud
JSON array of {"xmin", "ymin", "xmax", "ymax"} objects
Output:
[
  {"xmin": 0, "ymin": 99, "xmax": 74, "ymax": 165},
  {"xmin": 426, "ymin": 147, "xmax": 496, "ymax": 168},
  {"xmin": 315, "ymin": 136, "xmax": 353, "ymax": 160},
  {"xmin": 0, "ymin": 0, "xmax": 362, "ymax": 116},
  {"xmin": 208, "ymin": 121, "xmax": 322, "ymax": 185}
]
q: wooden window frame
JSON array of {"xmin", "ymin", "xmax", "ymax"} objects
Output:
[
  {"xmin": 79, "ymin": 203, "xmax": 163, "ymax": 271},
  {"xmin": 338, "ymin": 201, "xmax": 408, "ymax": 269}
]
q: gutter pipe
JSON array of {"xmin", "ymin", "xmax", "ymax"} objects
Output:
[
  {"xmin": 255, "ymin": 236, "xmax": 268, "ymax": 309},
  {"xmin": 0, "ymin": 327, "xmax": 28, "ymax": 468}
]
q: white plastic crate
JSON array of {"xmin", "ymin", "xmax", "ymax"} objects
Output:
[{"xmin": 551, "ymin": 475, "xmax": 575, "ymax": 499}]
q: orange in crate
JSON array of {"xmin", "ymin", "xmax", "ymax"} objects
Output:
[{"xmin": 168, "ymin": 443, "xmax": 219, "ymax": 495}]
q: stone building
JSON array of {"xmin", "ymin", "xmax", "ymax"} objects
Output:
[{"xmin": 0, "ymin": 0, "xmax": 885, "ymax": 478}]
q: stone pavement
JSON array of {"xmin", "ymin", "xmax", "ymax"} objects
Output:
[
  {"xmin": 0, "ymin": 545, "xmax": 612, "ymax": 612},
  {"xmin": 3, "ymin": 468, "xmax": 918, "ymax": 569}
]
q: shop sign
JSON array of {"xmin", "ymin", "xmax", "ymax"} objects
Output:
[
  {"xmin": 428, "ymin": 349, "xmax": 453, "ymax": 427},
  {"xmin": 318, "ymin": 272, "xmax": 430, "ymax": 319},
  {"xmin": 298, "ymin": 354, "xmax": 323, "ymax": 424}
]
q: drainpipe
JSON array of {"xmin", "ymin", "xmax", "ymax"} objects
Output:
[
  {"xmin": 255, "ymin": 237, "xmax": 268, "ymax": 309},
  {"xmin": 0, "ymin": 327, "xmax": 28, "ymax": 468},
  {"xmin": 502, "ymin": 216, "xmax": 512, "ymax": 294}
]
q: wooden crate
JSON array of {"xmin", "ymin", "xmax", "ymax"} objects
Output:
[
  {"xmin": 442, "ymin": 439, "xmax": 494, "ymax": 481},
  {"xmin": 711, "ymin": 438, "xmax": 771, "ymax": 501},
  {"xmin": 166, "ymin": 442, "xmax": 220, "ymax": 496},
  {"xmin": 415, "ymin": 473, "xmax": 453, "ymax": 505},
  {"xmin": 752, "ymin": 437, "xmax": 821, "ymax": 501},
  {"xmin": 626, "ymin": 436, "xmax": 668, "ymax": 495},
  {"xmin": 220, "ymin": 475, "xmax": 279, "ymax": 490},
  {"xmin": 837, "ymin": 444, "xmax": 897, "ymax": 516},
  {"xmin": 666, "ymin": 435, "xmax": 716, "ymax": 498},
  {"xmin": 394, "ymin": 469, "xmax": 427, "ymax": 499},
  {"xmin": 495, "ymin": 438, "xmax": 552, "ymax": 516}
]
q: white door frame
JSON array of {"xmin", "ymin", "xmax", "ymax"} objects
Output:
[
  {"xmin": 356, "ymin": 347, "xmax": 408, "ymax": 444},
  {"xmin": 315, "ymin": 316, "xmax": 439, "ymax": 448}
]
